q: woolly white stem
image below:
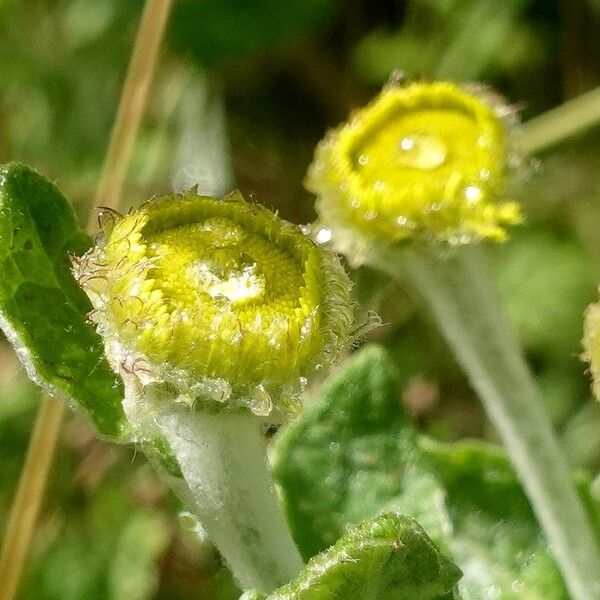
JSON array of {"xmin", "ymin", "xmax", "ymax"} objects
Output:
[
  {"xmin": 369, "ymin": 244, "xmax": 600, "ymax": 600},
  {"xmin": 123, "ymin": 379, "xmax": 303, "ymax": 593},
  {"xmin": 158, "ymin": 409, "xmax": 303, "ymax": 592}
]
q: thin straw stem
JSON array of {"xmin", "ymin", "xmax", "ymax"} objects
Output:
[
  {"xmin": 0, "ymin": 3, "xmax": 172, "ymax": 598},
  {"xmin": 89, "ymin": 0, "xmax": 173, "ymax": 222},
  {"xmin": 0, "ymin": 396, "xmax": 65, "ymax": 600}
]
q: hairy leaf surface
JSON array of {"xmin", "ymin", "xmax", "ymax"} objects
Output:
[
  {"xmin": 0, "ymin": 163, "xmax": 126, "ymax": 438},
  {"xmin": 272, "ymin": 345, "xmax": 577, "ymax": 598},
  {"xmin": 244, "ymin": 513, "xmax": 461, "ymax": 600}
]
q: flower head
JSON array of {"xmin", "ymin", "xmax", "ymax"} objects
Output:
[
  {"xmin": 306, "ymin": 81, "xmax": 521, "ymax": 253},
  {"xmin": 583, "ymin": 300, "xmax": 600, "ymax": 400},
  {"xmin": 75, "ymin": 191, "xmax": 354, "ymax": 416}
]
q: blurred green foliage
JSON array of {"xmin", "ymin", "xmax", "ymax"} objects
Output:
[
  {"xmin": 273, "ymin": 346, "xmax": 600, "ymax": 598},
  {"xmin": 1, "ymin": 0, "xmax": 600, "ymax": 598}
]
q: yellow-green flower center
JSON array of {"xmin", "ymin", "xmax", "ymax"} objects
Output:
[
  {"xmin": 584, "ymin": 301, "xmax": 600, "ymax": 401},
  {"xmin": 307, "ymin": 81, "xmax": 521, "ymax": 246},
  {"xmin": 77, "ymin": 192, "xmax": 353, "ymax": 415},
  {"xmin": 394, "ymin": 132, "xmax": 448, "ymax": 170},
  {"xmin": 148, "ymin": 218, "xmax": 299, "ymax": 311}
]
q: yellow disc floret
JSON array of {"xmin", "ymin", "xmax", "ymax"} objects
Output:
[
  {"xmin": 75, "ymin": 191, "xmax": 353, "ymax": 416},
  {"xmin": 583, "ymin": 300, "xmax": 600, "ymax": 401},
  {"xmin": 306, "ymin": 81, "xmax": 521, "ymax": 249}
]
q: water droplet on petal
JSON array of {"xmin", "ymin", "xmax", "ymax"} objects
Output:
[
  {"xmin": 465, "ymin": 185, "xmax": 483, "ymax": 205},
  {"xmin": 315, "ymin": 227, "xmax": 332, "ymax": 244},
  {"xmin": 398, "ymin": 133, "xmax": 447, "ymax": 169}
]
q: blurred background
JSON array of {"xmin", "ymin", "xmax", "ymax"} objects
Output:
[{"xmin": 1, "ymin": 0, "xmax": 600, "ymax": 598}]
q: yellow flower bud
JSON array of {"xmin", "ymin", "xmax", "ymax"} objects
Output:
[
  {"xmin": 75, "ymin": 191, "xmax": 354, "ymax": 416},
  {"xmin": 306, "ymin": 81, "xmax": 521, "ymax": 251},
  {"xmin": 583, "ymin": 301, "xmax": 600, "ymax": 400}
]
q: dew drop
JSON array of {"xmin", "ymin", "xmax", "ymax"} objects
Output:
[
  {"xmin": 248, "ymin": 384, "xmax": 272, "ymax": 416},
  {"xmin": 315, "ymin": 227, "xmax": 332, "ymax": 244},
  {"xmin": 464, "ymin": 185, "xmax": 483, "ymax": 205},
  {"xmin": 358, "ymin": 154, "xmax": 369, "ymax": 166},
  {"xmin": 178, "ymin": 511, "xmax": 209, "ymax": 541},
  {"xmin": 397, "ymin": 133, "xmax": 447, "ymax": 169},
  {"xmin": 193, "ymin": 260, "xmax": 265, "ymax": 304}
]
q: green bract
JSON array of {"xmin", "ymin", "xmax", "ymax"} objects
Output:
[{"xmin": 74, "ymin": 191, "xmax": 354, "ymax": 416}]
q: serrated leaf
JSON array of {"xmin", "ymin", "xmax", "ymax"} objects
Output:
[
  {"xmin": 0, "ymin": 162, "xmax": 126, "ymax": 438},
  {"xmin": 272, "ymin": 345, "xmax": 576, "ymax": 599},
  {"xmin": 244, "ymin": 513, "xmax": 461, "ymax": 600}
]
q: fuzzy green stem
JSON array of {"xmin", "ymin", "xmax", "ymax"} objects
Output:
[
  {"xmin": 146, "ymin": 404, "xmax": 303, "ymax": 592},
  {"xmin": 368, "ymin": 244, "xmax": 600, "ymax": 600},
  {"xmin": 519, "ymin": 85, "xmax": 600, "ymax": 155}
]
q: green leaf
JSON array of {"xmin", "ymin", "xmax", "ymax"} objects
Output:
[
  {"xmin": 272, "ymin": 345, "xmax": 573, "ymax": 599},
  {"xmin": 0, "ymin": 162, "xmax": 126, "ymax": 438},
  {"xmin": 273, "ymin": 345, "xmax": 451, "ymax": 560},
  {"xmin": 421, "ymin": 441, "xmax": 569, "ymax": 599},
  {"xmin": 244, "ymin": 513, "xmax": 461, "ymax": 600}
]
